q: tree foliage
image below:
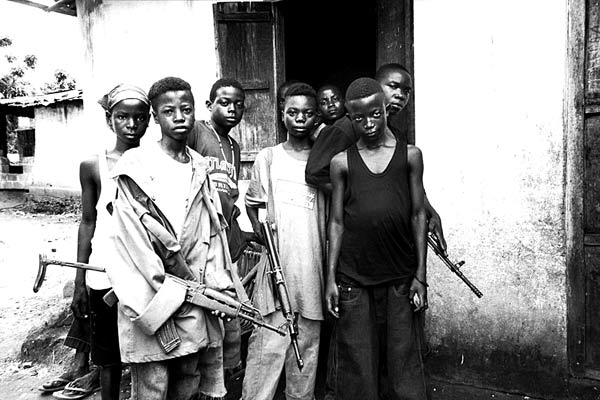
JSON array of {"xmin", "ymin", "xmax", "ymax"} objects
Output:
[
  {"xmin": 0, "ymin": 37, "xmax": 76, "ymax": 99},
  {"xmin": 43, "ymin": 69, "xmax": 77, "ymax": 93}
]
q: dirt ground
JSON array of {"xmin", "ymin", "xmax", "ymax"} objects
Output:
[
  {"xmin": 0, "ymin": 192, "xmax": 99, "ymax": 399},
  {"xmin": 0, "ymin": 191, "xmax": 548, "ymax": 400}
]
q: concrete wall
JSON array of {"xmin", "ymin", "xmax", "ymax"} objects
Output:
[
  {"xmin": 414, "ymin": 0, "xmax": 568, "ymax": 396},
  {"xmin": 30, "ymin": 103, "xmax": 85, "ymax": 196},
  {"xmin": 75, "ymin": 0, "xmax": 220, "ymax": 152}
]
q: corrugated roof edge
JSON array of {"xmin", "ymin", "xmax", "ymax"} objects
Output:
[{"xmin": 0, "ymin": 89, "xmax": 83, "ymax": 108}]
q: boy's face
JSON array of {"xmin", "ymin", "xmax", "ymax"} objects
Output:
[
  {"xmin": 107, "ymin": 99, "xmax": 150, "ymax": 146},
  {"xmin": 207, "ymin": 86, "xmax": 245, "ymax": 130},
  {"xmin": 283, "ymin": 95, "xmax": 317, "ymax": 139},
  {"xmin": 378, "ymin": 69, "xmax": 412, "ymax": 115},
  {"xmin": 346, "ymin": 92, "xmax": 387, "ymax": 142},
  {"xmin": 152, "ymin": 90, "xmax": 195, "ymax": 143},
  {"xmin": 317, "ymin": 87, "xmax": 345, "ymax": 122}
]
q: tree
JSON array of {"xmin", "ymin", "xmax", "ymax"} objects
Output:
[
  {"xmin": 42, "ymin": 69, "xmax": 76, "ymax": 93},
  {"xmin": 0, "ymin": 36, "xmax": 36, "ymax": 99}
]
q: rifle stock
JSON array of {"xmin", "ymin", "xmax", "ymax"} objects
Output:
[
  {"xmin": 260, "ymin": 221, "xmax": 304, "ymax": 371},
  {"xmin": 427, "ymin": 235, "xmax": 483, "ymax": 298}
]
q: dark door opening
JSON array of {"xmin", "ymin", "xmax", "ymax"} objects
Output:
[{"xmin": 281, "ymin": 1, "xmax": 377, "ymax": 93}]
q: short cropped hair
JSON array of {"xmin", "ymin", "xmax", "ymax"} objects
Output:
[
  {"xmin": 317, "ymin": 84, "xmax": 343, "ymax": 98},
  {"xmin": 345, "ymin": 77, "xmax": 383, "ymax": 102},
  {"xmin": 277, "ymin": 79, "xmax": 301, "ymax": 99},
  {"xmin": 148, "ymin": 77, "xmax": 193, "ymax": 108},
  {"xmin": 209, "ymin": 78, "xmax": 244, "ymax": 102},
  {"xmin": 374, "ymin": 63, "xmax": 411, "ymax": 81},
  {"xmin": 284, "ymin": 82, "xmax": 317, "ymax": 101}
]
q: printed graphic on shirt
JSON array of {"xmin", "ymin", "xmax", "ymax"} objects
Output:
[
  {"xmin": 277, "ymin": 179, "xmax": 316, "ymax": 210},
  {"xmin": 205, "ymin": 156, "xmax": 237, "ymax": 195}
]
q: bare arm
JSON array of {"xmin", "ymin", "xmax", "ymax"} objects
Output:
[
  {"xmin": 325, "ymin": 151, "xmax": 348, "ymax": 318},
  {"xmin": 424, "ymin": 194, "xmax": 447, "ymax": 254},
  {"xmin": 71, "ymin": 157, "xmax": 99, "ymax": 319},
  {"xmin": 407, "ymin": 145, "xmax": 428, "ymax": 312},
  {"xmin": 245, "ymin": 205, "xmax": 264, "ymax": 245}
]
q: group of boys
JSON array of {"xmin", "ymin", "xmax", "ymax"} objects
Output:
[{"xmin": 40, "ymin": 62, "xmax": 444, "ymax": 400}]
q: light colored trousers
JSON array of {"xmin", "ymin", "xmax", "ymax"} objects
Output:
[
  {"xmin": 242, "ymin": 312, "xmax": 321, "ymax": 400},
  {"xmin": 130, "ymin": 346, "xmax": 226, "ymax": 400}
]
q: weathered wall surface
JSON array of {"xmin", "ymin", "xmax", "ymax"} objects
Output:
[
  {"xmin": 31, "ymin": 103, "xmax": 85, "ymax": 194},
  {"xmin": 75, "ymin": 0, "xmax": 220, "ymax": 151},
  {"xmin": 414, "ymin": 0, "xmax": 567, "ymax": 396}
]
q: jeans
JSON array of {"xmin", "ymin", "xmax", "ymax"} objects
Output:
[
  {"xmin": 328, "ymin": 281, "xmax": 428, "ymax": 400},
  {"xmin": 242, "ymin": 312, "xmax": 321, "ymax": 400},
  {"xmin": 223, "ymin": 261, "xmax": 242, "ymax": 370},
  {"xmin": 131, "ymin": 346, "xmax": 226, "ymax": 400},
  {"xmin": 64, "ymin": 314, "xmax": 91, "ymax": 353}
]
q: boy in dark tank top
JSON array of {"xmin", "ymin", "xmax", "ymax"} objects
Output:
[{"xmin": 325, "ymin": 77, "xmax": 429, "ymax": 400}]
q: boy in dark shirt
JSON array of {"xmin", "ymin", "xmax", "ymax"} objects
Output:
[
  {"xmin": 305, "ymin": 64, "xmax": 446, "ymax": 252},
  {"xmin": 326, "ymin": 77, "xmax": 428, "ymax": 400},
  {"xmin": 186, "ymin": 77, "xmax": 251, "ymax": 376},
  {"xmin": 311, "ymin": 84, "xmax": 346, "ymax": 142}
]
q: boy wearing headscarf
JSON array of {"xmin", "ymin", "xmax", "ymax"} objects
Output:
[{"xmin": 67, "ymin": 84, "xmax": 151, "ymax": 400}]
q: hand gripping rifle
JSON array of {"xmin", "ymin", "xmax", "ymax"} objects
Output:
[
  {"xmin": 34, "ymin": 254, "xmax": 286, "ymax": 336},
  {"xmin": 260, "ymin": 221, "xmax": 304, "ymax": 371},
  {"xmin": 426, "ymin": 234, "xmax": 483, "ymax": 298}
]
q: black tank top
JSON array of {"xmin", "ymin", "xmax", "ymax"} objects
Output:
[{"xmin": 337, "ymin": 139, "xmax": 417, "ymax": 286}]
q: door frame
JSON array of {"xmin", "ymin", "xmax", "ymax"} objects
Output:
[{"xmin": 566, "ymin": 0, "xmax": 595, "ymax": 380}]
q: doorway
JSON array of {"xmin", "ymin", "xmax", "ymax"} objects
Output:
[{"xmin": 280, "ymin": 1, "xmax": 377, "ymax": 93}]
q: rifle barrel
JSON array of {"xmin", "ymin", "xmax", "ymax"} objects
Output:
[{"xmin": 426, "ymin": 237, "xmax": 483, "ymax": 298}]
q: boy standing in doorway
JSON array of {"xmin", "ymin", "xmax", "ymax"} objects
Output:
[
  {"xmin": 242, "ymin": 82, "xmax": 326, "ymax": 400},
  {"xmin": 305, "ymin": 64, "xmax": 446, "ymax": 251},
  {"xmin": 325, "ymin": 78, "xmax": 429, "ymax": 400},
  {"xmin": 311, "ymin": 84, "xmax": 346, "ymax": 142}
]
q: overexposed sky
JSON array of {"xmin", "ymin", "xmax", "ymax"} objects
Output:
[{"xmin": 0, "ymin": 0, "xmax": 84, "ymax": 92}]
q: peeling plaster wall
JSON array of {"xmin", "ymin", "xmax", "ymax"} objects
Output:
[
  {"xmin": 31, "ymin": 103, "xmax": 85, "ymax": 191},
  {"xmin": 75, "ymin": 0, "xmax": 219, "ymax": 152},
  {"xmin": 415, "ymin": 0, "xmax": 568, "ymax": 396}
]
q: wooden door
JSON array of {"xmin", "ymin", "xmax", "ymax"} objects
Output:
[
  {"xmin": 376, "ymin": 0, "xmax": 415, "ymax": 144},
  {"xmin": 569, "ymin": 0, "xmax": 600, "ymax": 379},
  {"xmin": 213, "ymin": 2, "xmax": 284, "ymax": 179},
  {"xmin": 583, "ymin": 0, "xmax": 600, "ymax": 377}
]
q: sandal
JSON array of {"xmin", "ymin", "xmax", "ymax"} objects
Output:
[
  {"xmin": 52, "ymin": 381, "xmax": 100, "ymax": 400},
  {"xmin": 52, "ymin": 371, "xmax": 100, "ymax": 400},
  {"xmin": 38, "ymin": 375, "xmax": 72, "ymax": 393}
]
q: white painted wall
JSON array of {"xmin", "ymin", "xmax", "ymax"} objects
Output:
[
  {"xmin": 77, "ymin": 0, "xmax": 220, "ymax": 154},
  {"xmin": 32, "ymin": 103, "xmax": 85, "ymax": 191},
  {"xmin": 414, "ymin": 0, "xmax": 568, "ymax": 373}
]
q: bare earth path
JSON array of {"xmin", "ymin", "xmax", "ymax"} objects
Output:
[
  {"xmin": 0, "ymin": 197, "xmax": 87, "ymax": 399},
  {"xmin": 0, "ymin": 193, "xmax": 547, "ymax": 400}
]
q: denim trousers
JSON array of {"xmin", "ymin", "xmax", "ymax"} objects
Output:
[
  {"xmin": 130, "ymin": 346, "xmax": 226, "ymax": 400},
  {"xmin": 64, "ymin": 315, "xmax": 91, "ymax": 353},
  {"xmin": 328, "ymin": 281, "xmax": 428, "ymax": 400},
  {"xmin": 242, "ymin": 312, "xmax": 321, "ymax": 400},
  {"xmin": 223, "ymin": 261, "xmax": 242, "ymax": 370}
]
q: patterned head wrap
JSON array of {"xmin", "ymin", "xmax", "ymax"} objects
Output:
[{"xmin": 98, "ymin": 84, "xmax": 150, "ymax": 111}]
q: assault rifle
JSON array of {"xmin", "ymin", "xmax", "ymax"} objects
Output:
[
  {"xmin": 426, "ymin": 234, "xmax": 483, "ymax": 298},
  {"xmin": 34, "ymin": 254, "xmax": 286, "ymax": 336},
  {"xmin": 260, "ymin": 221, "xmax": 304, "ymax": 371}
]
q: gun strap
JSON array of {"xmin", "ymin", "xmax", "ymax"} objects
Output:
[
  {"xmin": 200, "ymin": 183, "xmax": 251, "ymax": 305},
  {"xmin": 265, "ymin": 147, "xmax": 276, "ymax": 227}
]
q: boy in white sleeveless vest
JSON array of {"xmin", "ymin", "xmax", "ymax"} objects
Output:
[{"xmin": 68, "ymin": 84, "xmax": 151, "ymax": 400}]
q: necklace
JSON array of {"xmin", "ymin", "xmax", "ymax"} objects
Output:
[{"xmin": 207, "ymin": 121, "xmax": 235, "ymax": 171}]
